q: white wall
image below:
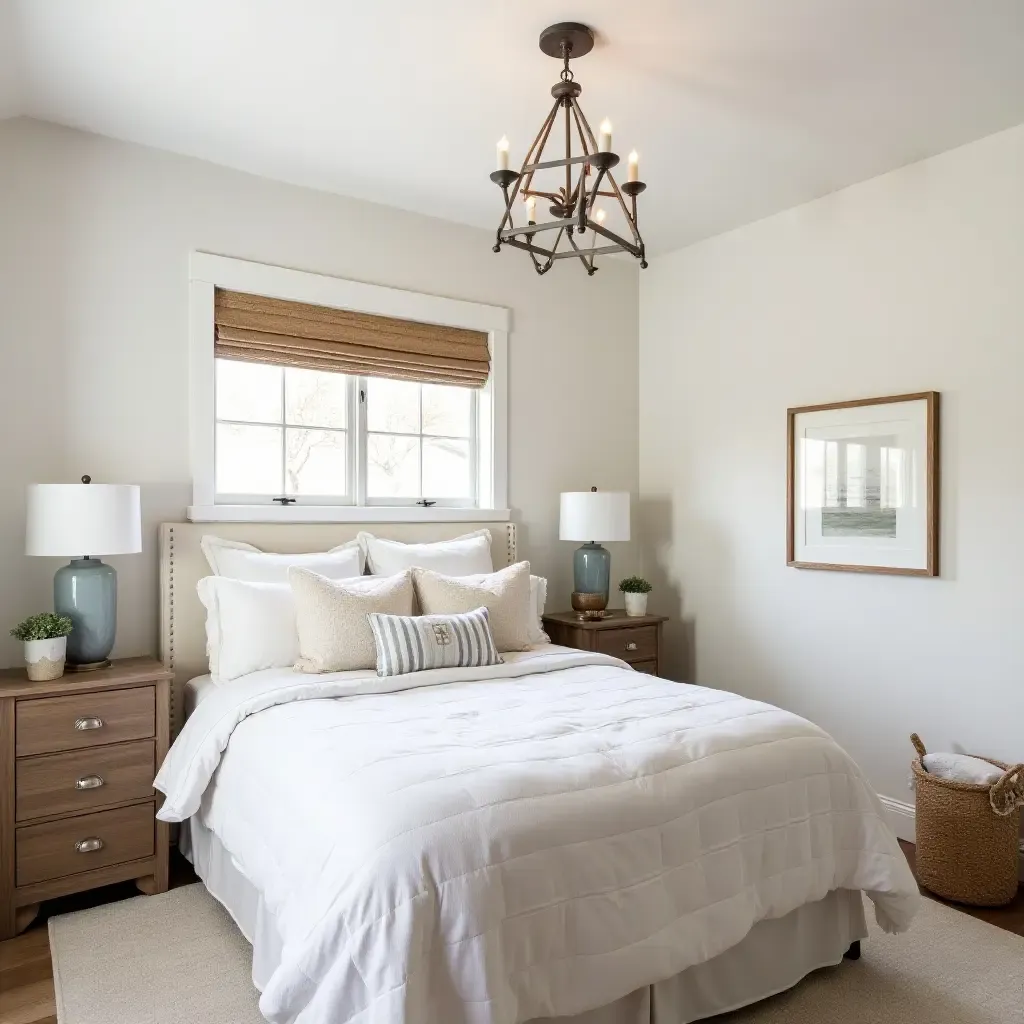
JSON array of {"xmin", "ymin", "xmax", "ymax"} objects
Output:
[
  {"xmin": 639, "ymin": 123, "xmax": 1024, "ymax": 805},
  {"xmin": 0, "ymin": 118, "xmax": 640, "ymax": 666}
]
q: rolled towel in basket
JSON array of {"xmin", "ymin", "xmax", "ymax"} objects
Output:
[{"xmin": 922, "ymin": 752, "xmax": 1004, "ymax": 785}]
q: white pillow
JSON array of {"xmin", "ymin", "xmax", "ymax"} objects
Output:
[
  {"xmin": 197, "ymin": 576, "xmax": 297, "ymax": 682},
  {"xmin": 358, "ymin": 530, "xmax": 493, "ymax": 577},
  {"xmin": 412, "ymin": 562, "xmax": 534, "ymax": 652},
  {"xmin": 922, "ymin": 752, "xmax": 1004, "ymax": 785},
  {"xmin": 289, "ymin": 568, "xmax": 415, "ymax": 673},
  {"xmin": 458, "ymin": 571, "xmax": 548, "ymax": 645},
  {"xmin": 201, "ymin": 535, "xmax": 364, "ymax": 583}
]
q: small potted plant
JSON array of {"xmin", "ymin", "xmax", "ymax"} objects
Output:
[
  {"xmin": 618, "ymin": 576, "xmax": 653, "ymax": 617},
  {"xmin": 11, "ymin": 613, "xmax": 74, "ymax": 681}
]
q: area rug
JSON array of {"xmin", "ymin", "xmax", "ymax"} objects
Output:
[{"xmin": 49, "ymin": 884, "xmax": 1024, "ymax": 1023}]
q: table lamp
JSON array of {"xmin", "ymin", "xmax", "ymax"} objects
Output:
[
  {"xmin": 26, "ymin": 476, "xmax": 142, "ymax": 670},
  {"xmin": 559, "ymin": 487, "xmax": 631, "ymax": 618}
]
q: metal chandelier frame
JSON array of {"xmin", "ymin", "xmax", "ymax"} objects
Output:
[{"xmin": 490, "ymin": 22, "xmax": 648, "ymax": 276}]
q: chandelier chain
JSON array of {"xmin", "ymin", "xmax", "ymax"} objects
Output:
[{"xmin": 560, "ymin": 41, "xmax": 573, "ymax": 83}]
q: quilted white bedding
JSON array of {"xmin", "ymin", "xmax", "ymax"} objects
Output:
[{"xmin": 155, "ymin": 647, "xmax": 919, "ymax": 1024}]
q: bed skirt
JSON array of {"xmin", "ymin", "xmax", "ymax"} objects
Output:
[{"xmin": 182, "ymin": 817, "xmax": 866, "ymax": 1024}]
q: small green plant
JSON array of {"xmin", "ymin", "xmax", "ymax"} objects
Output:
[
  {"xmin": 10, "ymin": 613, "xmax": 74, "ymax": 642},
  {"xmin": 618, "ymin": 576, "xmax": 653, "ymax": 595}
]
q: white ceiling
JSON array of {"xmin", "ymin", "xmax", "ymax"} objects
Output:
[{"xmin": 3, "ymin": 0, "xmax": 1024, "ymax": 253}]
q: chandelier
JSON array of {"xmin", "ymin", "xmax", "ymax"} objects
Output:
[{"xmin": 490, "ymin": 22, "xmax": 647, "ymax": 276}]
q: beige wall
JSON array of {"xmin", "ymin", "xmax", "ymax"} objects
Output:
[
  {"xmin": 639, "ymin": 123, "xmax": 1024, "ymax": 804},
  {"xmin": 0, "ymin": 118, "xmax": 640, "ymax": 667}
]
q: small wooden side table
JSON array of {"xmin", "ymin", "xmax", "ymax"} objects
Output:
[
  {"xmin": 0, "ymin": 656, "xmax": 172, "ymax": 939},
  {"xmin": 542, "ymin": 611, "xmax": 668, "ymax": 676}
]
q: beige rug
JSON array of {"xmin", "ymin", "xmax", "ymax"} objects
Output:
[{"xmin": 49, "ymin": 884, "xmax": 1024, "ymax": 1023}]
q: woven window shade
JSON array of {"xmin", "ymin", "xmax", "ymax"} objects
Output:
[{"xmin": 214, "ymin": 289, "xmax": 490, "ymax": 388}]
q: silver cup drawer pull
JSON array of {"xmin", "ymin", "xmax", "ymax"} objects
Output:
[
  {"xmin": 625, "ymin": 642, "xmax": 638, "ymax": 651},
  {"xmin": 75, "ymin": 837, "xmax": 104, "ymax": 854},
  {"xmin": 74, "ymin": 717, "xmax": 104, "ymax": 731},
  {"xmin": 75, "ymin": 775, "xmax": 105, "ymax": 790}
]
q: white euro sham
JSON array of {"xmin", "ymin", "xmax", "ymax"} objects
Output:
[
  {"xmin": 201, "ymin": 535, "xmax": 364, "ymax": 583},
  {"xmin": 358, "ymin": 529, "xmax": 493, "ymax": 576}
]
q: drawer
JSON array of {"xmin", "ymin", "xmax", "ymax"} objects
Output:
[
  {"xmin": 16, "ymin": 803, "xmax": 155, "ymax": 886},
  {"xmin": 16, "ymin": 686, "xmax": 155, "ymax": 757},
  {"xmin": 16, "ymin": 739, "xmax": 156, "ymax": 822},
  {"xmin": 594, "ymin": 625, "xmax": 658, "ymax": 663},
  {"xmin": 631, "ymin": 660, "xmax": 658, "ymax": 676}
]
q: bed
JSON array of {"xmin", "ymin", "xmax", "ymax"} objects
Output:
[{"xmin": 154, "ymin": 522, "xmax": 919, "ymax": 1024}]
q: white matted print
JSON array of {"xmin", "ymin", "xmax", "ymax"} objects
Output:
[{"xmin": 787, "ymin": 393, "xmax": 939, "ymax": 576}]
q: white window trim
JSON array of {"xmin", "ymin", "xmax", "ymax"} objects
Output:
[{"xmin": 188, "ymin": 252, "xmax": 510, "ymax": 524}]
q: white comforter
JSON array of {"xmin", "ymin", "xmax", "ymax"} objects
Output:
[{"xmin": 155, "ymin": 647, "xmax": 918, "ymax": 1024}]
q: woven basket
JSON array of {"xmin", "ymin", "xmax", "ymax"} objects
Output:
[{"xmin": 910, "ymin": 733, "xmax": 1024, "ymax": 906}]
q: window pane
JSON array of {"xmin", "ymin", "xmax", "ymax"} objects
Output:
[
  {"xmin": 285, "ymin": 368, "xmax": 347, "ymax": 428},
  {"xmin": 367, "ymin": 434, "xmax": 420, "ymax": 497},
  {"xmin": 366, "ymin": 378, "xmax": 420, "ymax": 434},
  {"xmin": 216, "ymin": 360, "xmax": 282, "ymax": 423},
  {"xmin": 422, "ymin": 384, "xmax": 472, "ymax": 437},
  {"xmin": 423, "ymin": 438, "xmax": 471, "ymax": 498},
  {"xmin": 216, "ymin": 423, "xmax": 282, "ymax": 494},
  {"xmin": 285, "ymin": 428, "xmax": 347, "ymax": 496}
]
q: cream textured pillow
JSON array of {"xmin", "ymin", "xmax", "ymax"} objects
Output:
[
  {"xmin": 412, "ymin": 562, "xmax": 534, "ymax": 652},
  {"xmin": 289, "ymin": 568, "xmax": 414, "ymax": 673}
]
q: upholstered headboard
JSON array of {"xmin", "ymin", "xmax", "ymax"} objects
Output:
[{"xmin": 158, "ymin": 521, "xmax": 517, "ymax": 734}]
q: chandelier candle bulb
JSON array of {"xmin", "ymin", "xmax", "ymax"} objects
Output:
[
  {"xmin": 628, "ymin": 150, "xmax": 639, "ymax": 182},
  {"xmin": 496, "ymin": 136, "xmax": 509, "ymax": 171},
  {"xmin": 595, "ymin": 208, "xmax": 606, "ymax": 224},
  {"xmin": 598, "ymin": 119, "xmax": 613, "ymax": 152},
  {"xmin": 525, "ymin": 195, "xmax": 537, "ymax": 224}
]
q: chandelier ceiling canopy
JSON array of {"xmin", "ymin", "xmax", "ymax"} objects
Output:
[{"xmin": 490, "ymin": 22, "xmax": 648, "ymax": 277}]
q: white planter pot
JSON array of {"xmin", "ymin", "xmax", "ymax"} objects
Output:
[
  {"xmin": 623, "ymin": 592, "xmax": 649, "ymax": 617},
  {"xmin": 24, "ymin": 636, "xmax": 67, "ymax": 682}
]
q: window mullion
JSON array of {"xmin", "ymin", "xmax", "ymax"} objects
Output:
[
  {"xmin": 356, "ymin": 376, "xmax": 368, "ymax": 506},
  {"xmin": 470, "ymin": 388, "xmax": 479, "ymax": 507},
  {"xmin": 279, "ymin": 368, "xmax": 287, "ymax": 496}
]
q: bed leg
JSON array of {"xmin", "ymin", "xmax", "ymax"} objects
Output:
[{"xmin": 843, "ymin": 940, "xmax": 861, "ymax": 961}]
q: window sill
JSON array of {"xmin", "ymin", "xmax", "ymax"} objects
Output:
[{"xmin": 186, "ymin": 505, "xmax": 512, "ymax": 524}]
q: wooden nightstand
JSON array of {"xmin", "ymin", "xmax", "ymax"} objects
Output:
[
  {"xmin": 543, "ymin": 611, "xmax": 668, "ymax": 676},
  {"xmin": 0, "ymin": 656, "xmax": 172, "ymax": 939}
]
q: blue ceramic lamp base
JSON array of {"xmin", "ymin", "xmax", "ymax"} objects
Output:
[
  {"xmin": 54, "ymin": 557, "xmax": 117, "ymax": 670},
  {"xmin": 571, "ymin": 542, "xmax": 612, "ymax": 617}
]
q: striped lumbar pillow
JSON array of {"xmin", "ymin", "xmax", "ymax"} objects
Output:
[{"xmin": 367, "ymin": 607, "xmax": 502, "ymax": 677}]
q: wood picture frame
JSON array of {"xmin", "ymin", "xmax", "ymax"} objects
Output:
[{"xmin": 787, "ymin": 392, "xmax": 939, "ymax": 576}]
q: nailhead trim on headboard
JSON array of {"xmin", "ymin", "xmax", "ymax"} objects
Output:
[{"xmin": 167, "ymin": 524, "xmax": 177, "ymax": 733}]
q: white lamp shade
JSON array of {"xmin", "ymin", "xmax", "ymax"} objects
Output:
[
  {"xmin": 559, "ymin": 491, "xmax": 631, "ymax": 543},
  {"xmin": 26, "ymin": 484, "xmax": 142, "ymax": 557}
]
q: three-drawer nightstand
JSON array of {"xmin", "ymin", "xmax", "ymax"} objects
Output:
[
  {"xmin": 542, "ymin": 611, "xmax": 668, "ymax": 676},
  {"xmin": 0, "ymin": 656, "xmax": 172, "ymax": 939}
]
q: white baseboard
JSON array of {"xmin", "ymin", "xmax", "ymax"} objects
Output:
[{"xmin": 879, "ymin": 794, "xmax": 1024, "ymax": 882}]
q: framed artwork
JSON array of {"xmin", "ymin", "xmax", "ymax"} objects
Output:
[{"xmin": 787, "ymin": 392, "xmax": 939, "ymax": 576}]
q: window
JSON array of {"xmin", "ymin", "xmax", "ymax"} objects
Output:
[
  {"xmin": 213, "ymin": 361, "xmax": 478, "ymax": 507},
  {"xmin": 189, "ymin": 253, "xmax": 508, "ymax": 522}
]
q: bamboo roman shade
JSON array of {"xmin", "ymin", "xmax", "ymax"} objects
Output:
[{"xmin": 214, "ymin": 289, "xmax": 491, "ymax": 388}]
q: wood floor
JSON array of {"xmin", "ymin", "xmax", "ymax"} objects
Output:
[{"xmin": 1, "ymin": 844, "xmax": 1021, "ymax": 1024}]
